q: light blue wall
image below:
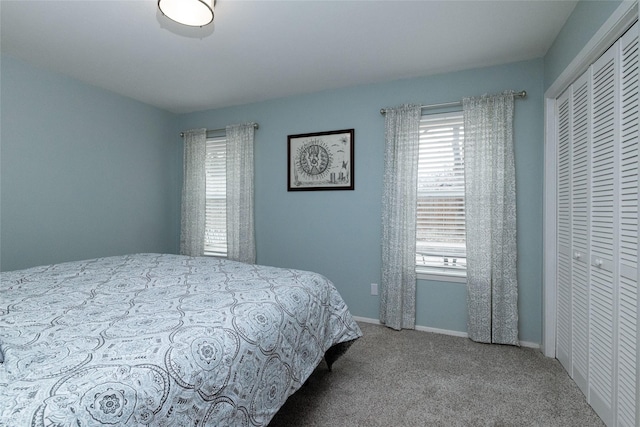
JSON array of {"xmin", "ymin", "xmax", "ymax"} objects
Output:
[
  {"xmin": 176, "ymin": 59, "xmax": 545, "ymax": 343},
  {"xmin": 0, "ymin": 54, "xmax": 181, "ymax": 271},
  {"xmin": 1, "ymin": 0, "xmax": 622, "ymax": 343},
  {"xmin": 544, "ymin": 0, "xmax": 623, "ymax": 90}
]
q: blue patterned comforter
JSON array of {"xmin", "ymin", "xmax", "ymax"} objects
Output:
[{"xmin": 0, "ymin": 253, "xmax": 362, "ymax": 426}]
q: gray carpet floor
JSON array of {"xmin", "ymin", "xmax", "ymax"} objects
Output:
[{"xmin": 269, "ymin": 322, "xmax": 604, "ymax": 426}]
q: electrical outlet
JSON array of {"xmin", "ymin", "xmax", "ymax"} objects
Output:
[{"xmin": 370, "ymin": 283, "xmax": 379, "ymax": 296}]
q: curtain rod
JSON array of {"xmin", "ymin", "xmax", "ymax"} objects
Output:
[
  {"xmin": 180, "ymin": 123, "xmax": 259, "ymax": 138},
  {"xmin": 379, "ymin": 90, "xmax": 527, "ymax": 115}
]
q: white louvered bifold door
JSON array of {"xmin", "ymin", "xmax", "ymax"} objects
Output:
[
  {"xmin": 616, "ymin": 22, "xmax": 638, "ymax": 427},
  {"xmin": 557, "ymin": 90, "xmax": 573, "ymax": 373},
  {"xmin": 554, "ymin": 21, "xmax": 639, "ymax": 427},
  {"xmin": 589, "ymin": 40, "xmax": 618, "ymax": 426},
  {"xmin": 571, "ymin": 70, "xmax": 591, "ymax": 396}
]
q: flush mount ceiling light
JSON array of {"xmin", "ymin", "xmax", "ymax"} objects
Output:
[{"xmin": 158, "ymin": 0, "xmax": 214, "ymax": 27}]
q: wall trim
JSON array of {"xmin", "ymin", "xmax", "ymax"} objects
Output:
[
  {"xmin": 542, "ymin": 96, "xmax": 559, "ymax": 358},
  {"xmin": 352, "ymin": 316, "xmax": 540, "ymax": 349},
  {"xmin": 542, "ymin": 0, "xmax": 638, "ymax": 358}
]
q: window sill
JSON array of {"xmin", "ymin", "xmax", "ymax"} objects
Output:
[{"xmin": 416, "ymin": 269, "xmax": 467, "ymax": 283}]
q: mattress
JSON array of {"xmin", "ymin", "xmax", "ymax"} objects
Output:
[{"xmin": 0, "ymin": 253, "xmax": 362, "ymax": 426}]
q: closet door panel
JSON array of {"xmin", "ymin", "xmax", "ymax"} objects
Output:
[
  {"xmin": 571, "ymin": 71, "xmax": 591, "ymax": 394},
  {"xmin": 616, "ymin": 23, "xmax": 638, "ymax": 427},
  {"xmin": 557, "ymin": 91, "xmax": 573, "ymax": 373},
  {"xmin": 589, "ymin": 44, "xmax": 618, "ymax": 425}
]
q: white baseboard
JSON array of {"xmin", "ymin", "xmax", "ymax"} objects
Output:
[
  {"xmin": 352, "ymin": 316, "xmax": 540, "ymax": 349},
  {"xmin": 519, "ymin": 340, "xmax": 540, "ymax": 350},
  {"xmin": 415, "ymin": 324, "xmax": 468, "ymax": 338},
  {"xmin": 352, "ymin": 316, "xmax": 382, "ymax": 325}
]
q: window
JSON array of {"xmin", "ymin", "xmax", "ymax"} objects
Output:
[
  {"xmin": 416, "ymin": 111, "xmax": 467, "ymax": 279},
  {"xmin": 204, "ymin": 135, "xmax": 227, "ymax": 257}
]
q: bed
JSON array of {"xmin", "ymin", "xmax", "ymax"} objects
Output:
[{"xmin": 0, "ymin": 253, "xmax": 362, "ymax": 426}]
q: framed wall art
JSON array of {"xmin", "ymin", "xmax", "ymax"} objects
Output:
[{"xmin": 287, "ymin": 129, "xmax": 354, "ymax": 191}]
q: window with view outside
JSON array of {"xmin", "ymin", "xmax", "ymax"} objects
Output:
[
  {"xmin": 416, "ymin": 111, "xmax": 466, "ymax": 277},
  {"xmin": 204, "ymin": 136, "xmax": 227, "ymax": 257}
]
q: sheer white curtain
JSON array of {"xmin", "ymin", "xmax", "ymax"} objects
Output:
[
  {"xmin": 462, "ymin": 92, "xmax": 519, "ymax": 346},
  {"xmin": 225, "ymin": 123, "xmax": 256, "ymax": 264},
  {"xmin": 180, "ymin": 129, "xmax": 207, "ymax": 256},
  {"xmin": 380, "ymin": 104, "xmax": 422, "ymax": 330}
]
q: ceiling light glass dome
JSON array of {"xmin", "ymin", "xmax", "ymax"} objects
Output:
[{"xmin": 158, "ymin": 0, "xmax": 214, "ymax": 27}]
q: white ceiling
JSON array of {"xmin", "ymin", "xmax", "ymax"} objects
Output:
[{"xmin": 1, "ymin": 0, "xmax": 578, "ymax": 114}]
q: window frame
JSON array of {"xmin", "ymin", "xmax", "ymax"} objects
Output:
[
  {"xmin": 416, "ymin": 110, "xmax": 467, "ymax": 283},
  {"xmin": 203, "ymin": 134, "xmax": 228, "ymax": 258}
]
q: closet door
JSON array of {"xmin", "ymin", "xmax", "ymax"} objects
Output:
[
  {"xmin": 555, "ymin": 21, "xmax": 638, "ymax": 427},
  {"xmin": 616, "ymin": 23, "xmax": 638, "ymax": 427},
  {"xmin": 571, "ymin": 70, "xmax": 591, "ymax": 395},
  {"xmin": 556, "ymin": 89, "xmax": 572, "ymax": 373},
  {"xmin": 589, "ymin": 40, "xmax": 618, "ymax": 426}
]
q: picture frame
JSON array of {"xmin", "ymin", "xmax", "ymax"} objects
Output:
[{"xmin": 287, "ymin": 129, "xmax": 354, "ymax": 191}]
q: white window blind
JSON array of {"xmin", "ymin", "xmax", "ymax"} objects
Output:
[
  {"xmin": 204, "ymin": 136, "xmax": 227, "ymax": 257},
  {"xmin": 416, "ymin": 111, "xmax": 467, "ymax": 277}
]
